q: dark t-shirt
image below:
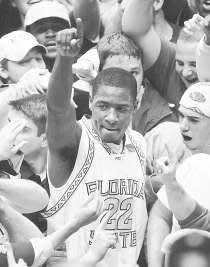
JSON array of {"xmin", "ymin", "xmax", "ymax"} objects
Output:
[
  {"xmin": 145, "ymin": 39, "xmax": 186, "ymax": 105},
  {"xmin": 162, "ymin": 0, "xmax": 193, "ymax": 26},
  {"xmin": 20, "ymin": 161, "xmax": 48, "ymax": 233},
  {"xmin": 132, "ymin": 79, "xmax": 178, "ymax": 135}
]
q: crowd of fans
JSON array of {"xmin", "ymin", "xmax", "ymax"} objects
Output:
[{"xmin": 1, "ymin": 0, "xmax": 210, "ymax": 266}]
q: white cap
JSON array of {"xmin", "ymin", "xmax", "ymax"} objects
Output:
[
  {"xmin": 180, "ymin": 82, "xmax": 210, "ymax": 117},
  {"xmin": 0, "ymin": 31, "xmax": 46, "ymax": 62},
  {"xmin": 24, "ymin": 1, "xmax": 70, "ymax": 27}
]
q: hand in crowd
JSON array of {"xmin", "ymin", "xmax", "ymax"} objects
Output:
[
  {"xmin": 16, "ymin": 68, "xmax": 50, "ymax": 96},
  {"xmin": 56, "ymin": 18, "xmax": 84, "ymax": 58},
  {"xmin": 154, "ymin": 145, "xmax": 177, "ymax": 186},
  {"xmin": 75, "ymin": 191, "xmax": 104, "ymax": 228},
  {"xmin": 0, "ymin": 120, "xmax": 26, "ymax": 161},
  {"xmin": 185, "ymin": 13, "xmax": 210, "ymax": 40},
  {"xmin": 85, "ymin": 211, "xmax": 117, "ymax": 264}
]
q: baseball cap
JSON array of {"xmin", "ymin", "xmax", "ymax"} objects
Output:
[
  {"xmin": 24, "ymin": 1, "xmax": 71, "ymax": 28},
  {"xmin": 0, "ymin": 31, "xmax": 46, "ymax": 62},
  {"xmin": 180, "ymin": 82, "xmax": 210, "ymax": 117}
]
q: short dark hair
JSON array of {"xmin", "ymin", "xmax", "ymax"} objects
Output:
[
  {"xmin": 166, "ymin": 232, "xmax": 210, "ymax": 267},
  {"xmin": 97, "ymin": 32, "xmax": 143, "ymax": 71},
  {"xmin": 9, "ymin": 94, "xmax": 47, "ymax": 136},
  {"xmin": 91, "ymin": 67, "xmax": 137, "ymax": 101}
]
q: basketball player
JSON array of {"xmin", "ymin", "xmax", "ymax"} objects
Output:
[{"xmin": 45, "ymin": 19, "xmax": 147, "ymax": 267}]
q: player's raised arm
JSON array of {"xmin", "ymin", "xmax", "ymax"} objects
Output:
[
  {"xmin": 47, "ymin": 19, "xmax": 84, "ymax": 186},
  {"xmin": 122, "ymin": 0, "xmax": 161, "ymax": 70}
]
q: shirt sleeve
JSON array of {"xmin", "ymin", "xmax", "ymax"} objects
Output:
[{"xmin": 178, "ymin": 202, "xmax": 210, "ymax": 231}]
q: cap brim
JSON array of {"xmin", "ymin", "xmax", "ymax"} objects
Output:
[{"xmin": 7, "ymin": 44, "xmax": 47, "ymax": 62}]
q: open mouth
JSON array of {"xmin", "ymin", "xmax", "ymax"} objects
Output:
[
  {"xmin": 45, "ymin": 41, "xmax": 56, "ymax": 48},
  {"xmin": 203, "ymin": 0, "xmax": 210, "ymax": 10},
  {"xmin": 185, "ymin": 76, "xmax": 198, "ymax": 83},
  {"xmin": 182, "ymin": 134, "xmax": 192, "ymax": 142}
]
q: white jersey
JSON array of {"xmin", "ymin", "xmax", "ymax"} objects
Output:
[{"xmin": 46, "ymin": 117, "xmax": 148, "ymax": 267}]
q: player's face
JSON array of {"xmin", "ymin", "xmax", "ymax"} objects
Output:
[
  {"xmin": 29, "ymin": 18, "xmax": 69, "ymax": 59},
  {"xmin": 188, "ymin": 0, "xmax": 210, "ymax": 16},
  {"xmin": 90, "ymin": 85, "xmax": 135, "ymax": 144},
  {"xmin": 176, "ymin": 41, "xmax": 198, "ymax": 88},
  {"xmin": 7, "ymin": 48, "xmax": 45, "ymax": 83},
  {"xmin": 179, "ymin": 105, "xmax": 210, "ymax": 154},
  {"xmin": 8, "ymin": 109, "xmax": 44, "ymax": 156},
  {"xmin": 103, "ymin": 55, "xmax": 144, "ymax": 103}
]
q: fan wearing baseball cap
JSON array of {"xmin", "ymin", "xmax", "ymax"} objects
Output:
[
  {"xmin": 0, "ymin": 30, "xmax": 47, "ymax": 84},
  {"xmin": 179, "ymin": 82, "xmax": 210, "ymax": 154},
  {"xmin": 24, "ymin": 1, "xmax": 70, "ymax": 64},
  {"xmin": 0, "ymin": 30, "xmax": 49, "ymax": 134},
  {"xmin": 147, "ymin": 82, "xmax": 210, "ymax": 267},
  {"xmin": 24, "ymin": 0, "xmax": 100, "ymax": 71}
]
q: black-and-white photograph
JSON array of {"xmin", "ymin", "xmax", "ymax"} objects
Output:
[{"xmin": 0, "ymin": 1, "xmax": 210, "ymax": 266}]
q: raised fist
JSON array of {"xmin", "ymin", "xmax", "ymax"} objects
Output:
[{"xmin": 56, "ymin": 18, "xmax": 84, "ymax": 58}]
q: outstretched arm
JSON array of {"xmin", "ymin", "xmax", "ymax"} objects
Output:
[
  {"xmin": 0, "ymin": 199, "xmax": 43, "ymax": 243},
  {"xmin": 30, "ymin": 193, "xmax": 104, "ymax": 267},
  {"xmin": 122, "ymin": 0, "xmax": 185, "ymax": 105},
  {"xmin": 155, "ymin": 156, "xmax": 197, "ymax": 222},
  {"xmin": 47, "ymin": 19, "xmax": 84, "ymax": 187},
  {"xmin": 146, "ymin": 200, "xmax": 172, "ymax": 267},
  {"xmin": 0, "ymin": 179, "xmax": 49, "ymax": 214},
  {"xmin": 122, "ymin": 0, "xmax": 161, "ymax": 70}
]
